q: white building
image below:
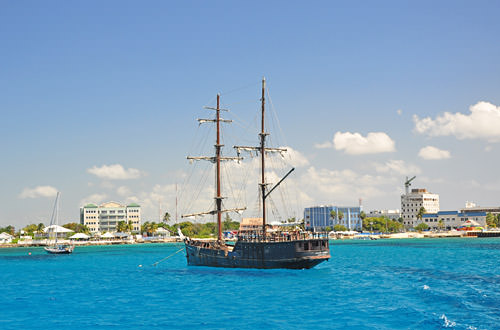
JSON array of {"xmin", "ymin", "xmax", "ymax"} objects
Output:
[
  {"xmin": 422, "ymin": 211, "xmax": 487, "ymax": 230},
  {"xmin": 401, "ymin": 188, "xmax": 439, "ymax": 228},
  {"xmin": 367, "ymin": 209, "xmax": 401, "ymax": 221},
  {"xmin": 80, "ymin": 201, "xmax": 141, "ymax": 234},
  {"xmin": 0, "ymin": 232, "xmax": 13, "ymax": 244}
]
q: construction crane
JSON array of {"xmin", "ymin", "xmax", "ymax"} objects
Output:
[{"xmin": 405, "ymin": 176, "xmax": 416, "ymax": 195}]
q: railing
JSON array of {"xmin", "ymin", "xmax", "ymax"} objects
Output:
[{"xmin": 237, "ymin": 231, "xmax": 329, "ymax": 243}]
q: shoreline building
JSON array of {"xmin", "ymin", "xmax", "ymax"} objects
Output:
[
  {"xmin": 304, "ymin": 206, "xmax": 362, "ymax": 231},
  {"xmin": 367, "ymin": 209, "xmax": 401, "ymax": 221},
  {"xmin": 422, "ymin": 211, "xmax": 487, "ymax": 230},
  {"xmin": 460, "ymin": 202, "xmax": 500, "ymax": 216},
  {"xmin": 80, "ymin": 201, "xmax": 141, "ymax": 234},
  {"xmin": 401, "ymin": 188, "xmax": 439, "ymax": 228}
]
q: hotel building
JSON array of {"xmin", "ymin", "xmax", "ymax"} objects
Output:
[
  {"xmin": 80, "ymin": 201, "xmax": 141, "ymax": 234},
  {"xmin": 304, "ymin": 205, "xmax": 362, "ymax": 231},
  {"xmin": 401, "ymin": 188, "xmax": 439, "ymax": 228},
  {"xmin": 422, "ymin": 211, "xmax": 487, "ymax": 230}
]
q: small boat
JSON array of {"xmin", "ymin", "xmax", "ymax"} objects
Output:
[
  {"xmin": 44, "ymin": 192, "xmax": 74, "ymax": 254},
  {"xmin": 179, "ymin": 78, "xmax": 330, "ymax": 269}
]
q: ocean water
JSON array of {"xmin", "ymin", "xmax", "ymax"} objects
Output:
[{"xmin": 0, "ymin": 238, "xmax": 498, "ymax": 330}]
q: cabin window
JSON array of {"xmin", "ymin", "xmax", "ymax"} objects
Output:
[{"xmin": 304, "ymin": 242, "xmax": 309, "ymax": 251}]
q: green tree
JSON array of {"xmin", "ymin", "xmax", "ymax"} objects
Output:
[
  {"xmin": 63, "ymin": 222, "xmax": 90, "ymax": 234},
  {"xmin": 360, "ymin": 211, "xmax": 366, "ymax": 221},
  {"xmin": 163, "ymin": 212, "xmax": 171, "ymax": 223},
  {"xmin": 333, "ymin": 224, "xmax": 347, "ymax": 231},
  {"xmin": 141, "ymin": 221, "xmax": 159, "ymax": 236},
  {"xmin": 22, "ymin": 224, "xmax": 38, "ymax": 235},
  {"xmin": 415, "ymin": 223, "xmax": 429, "ymax": 232},
  {"xmin": 486, "ymin": 213, "xmax": 497, "ymax": 228},
  {"xmin": 37, "ymin": 223, "xmax": 45, "ymax": 234},
  {"xmin": 417, "ymin": 207, "xmax": 426, "ymax": 223},
  {"xmin": 330, "ymin": 210, "xmax": 344, "ymax": 222},
  {"xmin": 362, "ymin": 217, "xmax": 403, "ymax": 233},
  {"xmin": 116, "ymin": 221, "xmax": 133, "ymax": 233},
  {"xmin": 325, "ymin": 226, "xmax": 332, "ymax": 232},
  {"xmin": 0, "ymin": 225, "xmax": 15, "ymax": 236},
  {"xmin": 437, "ymin": 219, "xmax": 445, "ymax": 231}
]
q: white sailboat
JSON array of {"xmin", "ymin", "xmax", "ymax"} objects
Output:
[{"xmin": 44, "ymin": 192, "xmax": 74, "ymax": 254}]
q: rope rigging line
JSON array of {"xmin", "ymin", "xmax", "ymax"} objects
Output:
[{"xmin": 151, "ymin": 247, "xmax": 185, "ymax": 267}]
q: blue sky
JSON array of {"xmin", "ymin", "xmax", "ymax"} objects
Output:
[{"xmin": 2, "ymin": 1, "xmax": 500, "ymax": 228}]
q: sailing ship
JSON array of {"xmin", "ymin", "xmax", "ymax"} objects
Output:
[
  {"xmin": 44, "ymin": 192, "xmax": 74, "ymax": 254},
  {"xmin": 179, "ymin": 78, "xmax": 330, "ymax": 269}
]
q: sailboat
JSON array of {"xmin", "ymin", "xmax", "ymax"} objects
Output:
[
  {"xmin": 44, "ymin": 192, "xmax": 74, "ymax": 254},
  {"xmin": 179, "ymin": 78, "xmax": 330, "ymax": 269}
]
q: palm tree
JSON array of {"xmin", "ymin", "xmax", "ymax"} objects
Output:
[
  {"xmin": 116, "ymin": 221, "xmax": 128, "ymax": 233},
  {"xmin": 417, "ymin": 207, "xmax": 426, "ymax": 223},
  {"xmin": 163, "ymin": 212, "xmax": 171, "ymax": 223},
  {"xmin": 437, "ymin": 219, "xmax": 445, "ymax": 231},
  {"xmin": 37, "ymin": 223, "xmax": 45, "ymax": 234},
  {"xmin": 338, "ymin": 211, "xmax": 344, "ymax": 222},
  {"xmin": 330, "ymin": 210, "xmax": 337, "ymax": 228}
]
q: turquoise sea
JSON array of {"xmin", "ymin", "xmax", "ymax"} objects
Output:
[{"xmin": 1, "ymin": 238, "xmax": 499, "ymax": 329}]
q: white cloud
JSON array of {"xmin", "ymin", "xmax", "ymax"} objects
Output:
[
  {"xmin": 300, "ymin": 166, "xmax": 388, "ymax": 202},
  {"xmin": 282, "ymin": 146, "xmax": 309, "ymax": 168},
  {"xmin": 374, "ymin": 160, "xmax": 421, "ymax": 175},
  {"xmin": 117, "ymin": 186, "xmax": 131, "ymax": 197},
  {"xmin": 333, "ymin": 131, "xmax": 396, "ymax": 155},
  {"xmin": 79, "ymin": 193, "xmax": 108, "ymax": 206},
  {"xmin": 19, "ymin": 186, "xmax": 58, "ymax": 199},
  {"xmin": 413, "ymin": 101, "xmax": 500, "ymax": 142},
  {"xmin": 87, "ymin": 164, "xmax": 145, "ymax": 180},
  {"xmin": 418, "ymin": 146, "xmax": 451, "ymax": 160},
  {"xmin": 314, "ymin": 141, "xmax": 333, "ymax": 149}
]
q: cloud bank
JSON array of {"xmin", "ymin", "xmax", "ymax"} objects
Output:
[
  {"xmin": 87, "ymin": 164, "xmax": 145, "ymax": 180},
  {"xmin": 374, "ymin": 160, "xmax": 421, "ymax": 175},
  {"xmin": 19, "ymin": 185, "xmax": 58, "ymax": 199},
  {"xmin": 413, "ymin": 101, "xmax": 500, "ymax": 142},
  {"xmin": 418, "ymin": 146, "xmax": 451, "ymax": 160},
  {"xmin": 333, "ymin": 132, "xmax": 396, "ymax": 155}
]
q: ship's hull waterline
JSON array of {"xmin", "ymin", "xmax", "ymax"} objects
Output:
[{"xmin": 184, "ymin": 238, "xmax": 330, "ymax": 269}]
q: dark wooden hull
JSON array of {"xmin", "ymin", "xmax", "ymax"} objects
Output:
[{"xmin": 184, "ymin": 238, "xmax": 330, "ymax": 269}]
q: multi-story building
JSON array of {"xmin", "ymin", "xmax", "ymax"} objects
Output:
[
  {"xmin": 401, "ymin": 188, "xmax": 439, "ymax": 228},
  {"xmin": 304, "ymin": 206, "xmax": 362, "ymax": 231},
  {"xmin": 367, "ymin": 209, "xmax": 401, "ymax": 221},
  {"xmin": 422, "ymin": 211, "xmax": 487, "ymax": 230},
  {"xmin": 80, "ymin": 201, "xmax": 141, "ymax": 234},
  {"xmin": 460, "ymin": 204, "xmax": 500, "ymax": 216}
]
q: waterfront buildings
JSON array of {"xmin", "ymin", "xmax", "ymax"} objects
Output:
[
  {"xmin": 239, "ymin": 218, "xmax": 264, "ymax": 233},
  {"xmin": 304, "ymin": 206, "xmax": 362, "ymax": 231},
  {"xmin": 80, "ymin": 201, "xmax": 141, "ymax": 234},
  {"xmin": 460, "ymin": 204, "xmax": 500, "ymax": 216},
  {"xmin": 422, "ymin": 211, "xmax": 487, "ymax": 230},
  {"xmin": 401, "ymin": 188, "xmax": 439, "ymax": 228},
  {"xmin": 367, "ymin": 209, "xmax": 401, "ymax": 221}
]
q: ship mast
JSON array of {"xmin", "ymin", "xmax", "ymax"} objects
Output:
[
  {"xmin": 183, "ymin": 94, "xmax": 245, "ymax": 242},
  {"xmin": 260, "ymin": 78, "xmax": 268, "ymax": 237},
  {"xmin": 234, "ymin": 78, "xmax": 290, "ymax": 239},
  {"xmin": 215, "ymin": 94, "xmax": 223, "ymax": 241}
]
